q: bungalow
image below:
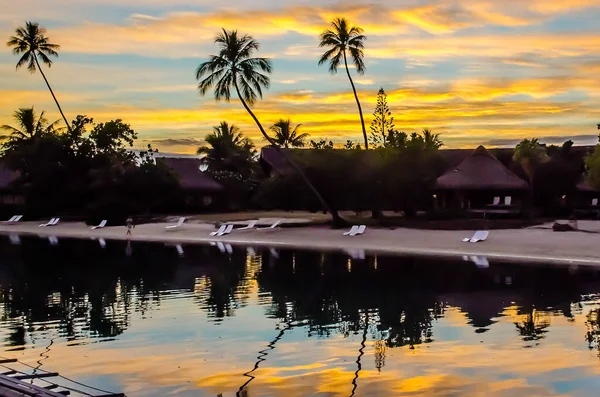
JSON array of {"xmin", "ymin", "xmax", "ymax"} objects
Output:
[
  {"xmin": 435, "ymin": 146, "xmax": 528, "ymax": 211},
  {"xmin": 159, "ymin": 157, "xmax": 223, "ymax": 210}
]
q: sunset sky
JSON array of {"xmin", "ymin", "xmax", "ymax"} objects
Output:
[{"xmin": 2, "ymin": 0, "xmax": 600, "ymax": 154}]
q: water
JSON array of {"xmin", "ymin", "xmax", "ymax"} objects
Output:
[{"xmin": 1, "ymin": 237, "xmax": 600, "ymax": 396}]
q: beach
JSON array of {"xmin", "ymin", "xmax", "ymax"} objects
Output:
[{"xmin": 1, "ymin": 219, "xmax": 600, "ymax": 266}]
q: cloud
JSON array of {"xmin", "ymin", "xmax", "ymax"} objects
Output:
[{"xmin": 151, "ymin": 138, "xmax": 205, "ymax": 147}]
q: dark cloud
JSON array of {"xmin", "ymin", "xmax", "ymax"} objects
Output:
[
  {"xmin": 483, "ymin": 134, "xmax": 599, "ymax": 147},
  {"xmin": 150, "ymin": 138, "xmax": 204, "ymax": 147}
]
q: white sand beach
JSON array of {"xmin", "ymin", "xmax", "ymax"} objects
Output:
[{"xmin": 1, "ymin": 219, "xmax": 600, "ymax": 266}]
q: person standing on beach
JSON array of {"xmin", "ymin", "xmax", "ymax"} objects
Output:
[{"xmin": 126, "ymin": 217, "xmax": 134, "ymax": 237}]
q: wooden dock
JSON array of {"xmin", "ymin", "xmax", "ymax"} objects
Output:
[{"xmin": 0, "ymin": 358, "xmax": 125, "ymax": 397}]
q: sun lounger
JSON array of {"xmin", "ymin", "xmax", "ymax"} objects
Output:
[
  {"xmin": 490, "ymin": 197, "xmax": 500, "ymax": 206},
  {"xmin": 210, "ymin": 224, "xmax": 227, "ymax": 236},
  {"xmin": 256, "ymin": 220, "xmax": 281, "ymax": 230},
  {"xmin": 166, "ymin": 217, "xmax": 186, "ymax": 230},
  {"xmin": 344, "ymin": 225, "xmax": 359, "ymax": 236},
  {"xmin": 216, "ymin": 224, "xmax": 233, "ymax": 237},
  {"xmin": 39, "ymin": 218, "xmax": 59, "ymax": 227},
  {"xmin": 504, "ymin": 196, "xmax": 512, "ymax": 206},
  {"xmin": 91, "ymin": 220, "xmax": 107, "ymax": 230},
  {"xmin": 235, "ymin": 220, "xmax": 258, "ymax": 231},
  {"xmin": 462, "ymin": 230, "xmax": 489, "ymax": 243},
  {"xmin": 349, "ymin": 225, "xmax": 366, "ymax": 236},
  {"xmin": 5, "ymin": 215, "xmax": 23, "ymax": 224}
]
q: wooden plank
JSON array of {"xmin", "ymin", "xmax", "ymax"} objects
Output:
[
  {"xmin": 0, "ymin": 359, "xmax": 18, "ymax": 364},
  {"xmin": 14, "ymin": 372, "xmax": 59, "ymax": 380}
]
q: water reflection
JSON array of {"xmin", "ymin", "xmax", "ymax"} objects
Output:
[{"xmin": 0, "ymin": 236, "xmax": 599, "ymax": 396}]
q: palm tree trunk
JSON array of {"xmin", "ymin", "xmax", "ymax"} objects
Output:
[
  {"xmin": 33, "ymin": 54, "xmax": 71, "ymax": 132},
  {"xmin": 233, "ymin": 80, "xmax": 347, "ymax": 227},
  {"xmin": 343, "ymin": 50, "xmax": 368, "ymax": 150}
]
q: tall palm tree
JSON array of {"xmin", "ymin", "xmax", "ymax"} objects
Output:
[
  {"xmin": 268, "ymin": 119, "xmax": 309, "ymax": 148},
  {"xmin": 1, "ymin": 107, "xmax": 60, "ymax": 142},
  {"xmin": 318, "ymin": 18, "xmax": 368, "ymax": 149},
  {"xmin": 196, "ymin": 29, "xmax": 345, "ymax": 226},
  {"xmin": 7, "ymin": 22, "xmax": 70, "ymax": 131}
]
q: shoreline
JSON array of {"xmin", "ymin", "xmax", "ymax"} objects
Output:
[{"xmin": 1, "ymin": 221, "xmax": 600, "ymax": 267}]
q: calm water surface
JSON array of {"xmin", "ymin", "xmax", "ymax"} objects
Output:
[{"xmin": 0, "ymin": 237, "xmax": 600, "ymax": 396}]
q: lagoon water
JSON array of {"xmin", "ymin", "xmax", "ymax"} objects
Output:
[{"xmin": 0, "ymin": 236, "xmax": 600, "ymax": 396}]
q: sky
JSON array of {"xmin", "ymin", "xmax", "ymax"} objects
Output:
[{"xmin": 2, "ymin": 0, "xmax": 600, "ymax": 154}]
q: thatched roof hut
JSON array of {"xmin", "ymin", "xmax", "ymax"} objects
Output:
[{"xmin": 436, "ymin": 146, "xmax": 528, "ymax": 191}]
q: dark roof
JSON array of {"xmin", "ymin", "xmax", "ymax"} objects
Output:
[
  {"xmin": 576, "ymin": 180, "xmax": 598, "ymax": 192},
  {"xmin": 159, "ymin": 158, "xmax": 223, "ymax": 191},
  {"xmin": 0, "ymin": 165, "xmax": 18, "ymax": 189},
  {"xmin": 436, "ymin": 146, "xmax": 528, "ymax": 190}
]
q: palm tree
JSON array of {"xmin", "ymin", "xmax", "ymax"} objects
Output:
[
  {"xmin": 1, "ymin": 107, "xmax": 60, "ymax": 143},
  {"xmin": 421, "ymin": 128, "xmax": 443, "ymax": 150},
  {"xmin": 7, "ymin": 22, "xmax": 70, "ymax": 131},
  {"xmin": 513, "ymin": 138, "xmax": 549, "ymax": 206},
  {"xmin": 318, "ymin": 18, "xmax": 368, "ymax": 149},
  {"xmin": 196, "ymin": 29, "xmax": 345, "ymax": 226},
  {"xmin": 268, "ymin": 119, "xmax": 309, "ymax": 148},
  {"xmin": 197, "ymin": 121, "xmax": 255, "ymax": 173}
]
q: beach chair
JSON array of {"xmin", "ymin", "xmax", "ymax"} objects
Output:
[
  {"xmin": 490, "ymin": 197, "xmax": 500, "ymax": 206},
  {"xmin": 216, "ymin": 224, "xmax": 233, "ymax": 236},
  {"xmin": 257, "ymin": 220, "xmax": 281, "ymax": 230},
  {"xmin": 166, "ymin": 217, "xmax": 186, "ymax": 230},
  {"xmin": 593, "ymin": 198, "xmax": 599, "ymax": 207},
  {"xmin": 210, "ymin": 224, "xmax": 227, "ymax": 236},
  {"xmin": 349, "ymin": 225, "xmax": 366, "ymax": 236},
  {"xmin": 462, "ymin": 230, "xmax": 489, "ymax": 243},
  {"xmin": 344, "ymin": 225, "xmax": 359, "ymax": 236},
  {"xmin": 39, "ymin": 218, "xmax": 58, "ymax": 227},
  {"xmin": 504, "ymin": 196, "xmax": 512, "ymax": 206},
  {"xmin": 91, "ymin": 220, "xmax": 107, "ymax": 230},
  {"xmin": 235, "ymin": 220, "xmax": 258, "ymax": 231},
  {"xmin": 5, "ymin": 215, "xmax": 23, "ymax": 224}
]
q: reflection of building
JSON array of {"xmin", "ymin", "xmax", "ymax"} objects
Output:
[
  {"xmin": 442, "ymin": 291, "xmax": 521, "ymax": 331},
  {"xmin": 159, "ymin": 158, "xmax": 223, "ymax": 210}
]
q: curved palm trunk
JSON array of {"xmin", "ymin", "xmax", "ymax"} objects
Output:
[
  {"xmin": 233, "ymin": 80, "xmax": 347, "ymax": 227},
  {"xmin": 343, "ymin": 50, "xmax": 368, "ymax": 150},
  {"xmin": 33, "ymin": 54, "xmax": 71, "ymax": 132}
]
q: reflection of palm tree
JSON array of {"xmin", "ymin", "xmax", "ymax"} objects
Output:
[
  {"xmin": 350, "ymin": 312, "xmax": 368, "ymax": 397},
  {"xmin": 585, "ymin": 308, "xmax": 599, "ymax": 355},
  {"xmin": 514, "ymin": 309, "xmax": 550, "ymax": 344}
]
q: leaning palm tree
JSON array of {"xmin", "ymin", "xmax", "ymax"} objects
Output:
[
  {"xmin": 196, "ymin": 29, "xmax": 345, "ymax": 226},
  {"xmin": 1, "ymin": 107, "xmax": 60, "ymax": 142},
  {"xmin": 268, "ymin": 119, "xmax": 309, "ymax": 148},
  {"xmin": 7, "ymin": 22, "xmax": 70, "ymax": 131},
  {"xmin": 318, "ymin": 18, "xmax": 368, "ymax": 149}
]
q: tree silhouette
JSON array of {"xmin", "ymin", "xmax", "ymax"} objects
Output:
[
  {"xmin": 318, "ymin": 18, "xmax": 368, "ymax": 149},
  {"xmin": 196, "ymin": 29, "xmax": 345, "ymax": 226},
  {"xmin": 268, "ymin": 119, "xmax": 309, "ymax": 148},
  {"xmin": 369, "ymin": 88, "xmax": 394, "ymax": 148},
  {"xmin": 7, "ymin": 22, "xmax": 70, "ymax": 131}
]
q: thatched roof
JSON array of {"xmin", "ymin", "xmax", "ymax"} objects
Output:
[
  {"xmin": 436, "ymin": 146, "xmax": 528, "ymax": 190},
  {"xmin": 159, "ymin": 158, "xmax": 223, "ymax": 191},
  {"xmin": 576, "ymin": 180, "xmax": 598, "ymax": 192}
]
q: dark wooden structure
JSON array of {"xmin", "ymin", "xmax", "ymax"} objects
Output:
[
  {"xmin": 159, "ymin": 157, "xmax": 223, "ymax": 210},
  {"xmin": 435, "ymin": 146, "xmax": 528, "ymax": 213}
]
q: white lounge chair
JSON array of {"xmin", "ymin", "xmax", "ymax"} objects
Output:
[
  {"xmin": 344, "ymin": 225, "xmax": 359, "ymax": 236},
  {"xmin": 593, "ymin": 198, "xmax": 599, "ymax": 207},
  {"xmin": 257, "ymin": 220, "xmax": 281, "ymax": 230},
  {"xmin": 166, "ymin": 217, "xmax": 186, "ymax": 230},
  {"xmin": 504, "ymin": 196, "xmax": 512, "ymax": 206},
  {"xmin": 490, "ymin": 197, "xmax": 500, "ymax": 206},
  {"xmin": 210, "ymin": 224, "xmax": 227, "ymax": 236},
  {"xmin": 349, "ymin": 225, "xmax": 366, "ymax": 236},
  {"xmin": 235, "ymin": 220, "xmax": 258, "ymax": 231},
  {"xmin": 462, "ymin": 230, "xmax": 489, "ymax": 243},
  {"xmin": 92, "ymin": 220, "xmax": 107, "ymax": 230},
  {"xmin": 5, "ymin": 215, "xmax": 23, "ymax": 224},
  {"xmin": 39, "ymin": 218, "xmax": 59, "ymax": 227},
  {"xmin": 216, "ymin": 224, "xmax": 233, "ymax": 236}
]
